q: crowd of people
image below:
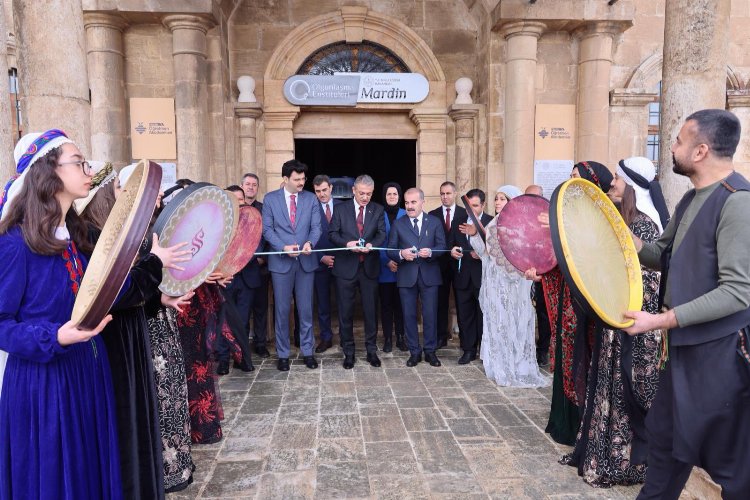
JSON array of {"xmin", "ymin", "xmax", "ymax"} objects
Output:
[{"xmin": 0, "ymin": 109, "xmax": 748, "ymax": 499}]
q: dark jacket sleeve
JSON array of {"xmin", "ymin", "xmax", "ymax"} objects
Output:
[{"xmin": 111, "ymin": 253, "xmax": 163, "ymax": 311}]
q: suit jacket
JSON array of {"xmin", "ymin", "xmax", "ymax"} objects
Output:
[
  {"xmin": 237, "ymin": 200, "xmax": 266, "ymax": 288},
  {"xmin": 387, "ymin": 212, "xmax": 446, "ymax": 288},
  {"xmin": 261, "ymin": 188, "xmax": 322, "ymax": 273},
  {"xmin": 448, "ymin": 211, "xmax": 493, "ymax": 290},
  {"xmin": 429, "ymin": 205, "xmax": 467, "ymax": 279},
  {"xmin": 315, "ymin": 199, "xmax": 343, "ymax": 272},
  {"xmin": 329, "ymin": 201, "xmax": 386, "ymax": 280}
]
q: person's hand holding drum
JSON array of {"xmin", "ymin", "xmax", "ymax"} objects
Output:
[
  {"xmin": 161, "ymin": 291, "xmax": 195, "ymax": 313},
  {"xmin": 58, "ymin": 315, "xmax": 113, "ymax": 346},
  {"xmin": 150, "ymin": 233, "xmax": 191, "ymax": 271}
]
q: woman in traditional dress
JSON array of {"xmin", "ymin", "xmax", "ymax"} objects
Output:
[
  {"xmin": 561, "ymin": 156, "xmax": 668, "ymax": 487},
  {"xmin": 0, "ymin": 130, "xmax": 122, "ymax": 499},
  {"xmin": 379, "ymin": 182, "xmax": 407, "ymax": 352},
  {"xmin": 77, "ymin": 162, "xmax": 191, "ymax": 497},
  {"xmin": 465, "ymin": 185, "xmax": 549, "ymax": 387}
]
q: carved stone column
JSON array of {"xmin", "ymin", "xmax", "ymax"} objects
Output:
[
  {"xmin": 263, "ymin": 108, "xmax": 299, "ymax": 191},
  {"xmin": 608, "ymin": 89, "xmax": 658, "ymax": 169},
  {"xmin": 728, "ymin": 92, "xmax": 750, "ymax": 179},
  {"xmin": 659, "ymin": 0, "xmax": 731, "ymax": 209},
  {"xmin": 448, "ymin": 105, "xmax": 481, "ymax": 195},
  {"xmin": 574, "ymin": 22, "xmax": 626, "ymax": 165},
  {"xmin": 499, "ymin": 21, "xmax": 545, "ymax": 189},
  {"xmin": 234, "ymin": 103, "xmax": 263, "ymax": 186},
  {"xmin": 14, "ymin": 0, "xmax": 91, "ymax": 153},
  {"xmin": 163, "ymin": 15, "xmax": 215, "ymax": 181},
  {"xmin": 85, "ymin": 13, "xmax": 128, "ymax": 166},
  {"xmin": 410, "ymin": 109, "xmax": 448, "ymax": 209}
]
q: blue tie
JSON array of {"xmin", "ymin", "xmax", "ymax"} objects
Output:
[{"xmin": 412, "ymin": 217, "xmax": 419, "ymax": 235}]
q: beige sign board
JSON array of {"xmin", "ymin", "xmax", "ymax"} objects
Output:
[
  {"xmin": 534, "ymin": 104, "xmax": 576, "ymax": 197},
  {"xmin": 130, "ymin": 98, "xmax": 177, "ymax": 160}
]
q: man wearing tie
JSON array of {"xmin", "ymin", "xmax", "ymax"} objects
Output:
[
  {"xmin": 449, "ymin": 189, "xmax": 493, "ymax": 364},
  {"xmin": 311, "ymin": 175, "xmax": 340, "ymax": 353},
  {"xmin": 261, "ymin": 160, "xmax": 322, "ymax": 371},
  {"xmin": 429, "ymin": 181, "xmax": 466, "ymax": 348},
  {"xmin": 387, "ymin": 188, "xmax": 446, "ymax": 367},
  {"xmin": 329, "ymin": 175, "xmax": 386, "ymax": 369}
]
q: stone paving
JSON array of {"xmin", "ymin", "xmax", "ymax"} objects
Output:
[{"xmin": 168, "ymin": 339, "xmax": 639, "ymax": 499}]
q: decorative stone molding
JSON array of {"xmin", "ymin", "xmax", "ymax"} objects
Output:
[
  {"xmin": 341, "ymin": 5, "xmax": 368, "ymax": 44},
  {"xmin": 455, "ymin": 77, "xmax": 473, "ymax": 105},
  {"xmin": 163, "ymin": 15, "xmax": 215, "ymax": 58},
  {"xmin": 727, "ymin": 90, "xmax": 750, "ymax": 108},
  {"xmin": 626, "ymin": 52, "xmax": 743, "ymax": 92},
  {"xmin": 572, "ymin": 20, "xmax": 631, "ymax": 42},
  {"xmin": 235, "ymin": 103, "xmax": 263, "ymax": 120},
  {"xmin": 609, "ymin": 88, "xmax": 658, "ymax": 106},
  {"xmin": 409, "ymin": 109, "xmax": 447, "ymax": 129},
  {"xmin": 498, "ymin": 21, "xmax": 546, "ymax": 42}
]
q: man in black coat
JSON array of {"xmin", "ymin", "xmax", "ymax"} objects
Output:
[
  {"xmin": 429, "ymin": 181, "xmax": 466, "ymax": 348},
  {"xmin": 329, "ymin": 175, "xmax": 386, "ymax": 369},
  {"xmin": 449, "ymin": 188, "xmax": 492, "ymax": 364}
]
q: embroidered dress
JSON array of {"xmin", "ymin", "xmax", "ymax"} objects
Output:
[
  {"xmin": 0, "ymin": 227, "xmax": 123, "ymax": 499},
  {"xmin": 470, "ymin": 217, "xmax": 550, "ymax": 388},
  {"xmin": 561, "ymin": 213, "xmax": 662, "ymax": 487}
]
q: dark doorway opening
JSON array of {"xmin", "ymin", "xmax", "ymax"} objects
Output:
[{"xmin": 294, "ymin": 139, "xmax": 416, "ymax": 204}]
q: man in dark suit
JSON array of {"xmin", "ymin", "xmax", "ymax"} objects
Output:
[
  {"xmin": 387, "ymin": 188, "xmax": 446, "ymax": 367},
  {"xmin": 449, "ymin": 188, "xmax": 492, "ymax": 364},
  {"xmin": 311, "ymin": 174, "xmax": 341, "ymax": 353},
  {"xmin": 429, "ymin": 181, "xmax": 466, "ymax": 349},
  {"xmin": 329, "ymin": 175, "xmax": 386, "ymax": 369},
  {"xmin": 262, "ymin": 160, "xmax": 322, "ymax": 371}
]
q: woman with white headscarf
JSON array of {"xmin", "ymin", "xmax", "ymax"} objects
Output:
[
  {"xmin": 561, "ymin": 156, "xmax": 665, "ymax": 487},
  {"xmin": 462, "ymin": 186, "xmax": 550, "ymax": 387}
]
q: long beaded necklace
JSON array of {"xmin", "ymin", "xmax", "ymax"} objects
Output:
[{"xmin": 62, "ymin": 240, "xmax": 97, "ymax": 357}]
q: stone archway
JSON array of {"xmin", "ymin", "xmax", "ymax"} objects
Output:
[
  {"xmin": 260, "ymin": 6, "xmax": 449, "ymax": 206},
  {"xmin": 625, "ymin": 51, "xmax": 745, "ymax": 92}
]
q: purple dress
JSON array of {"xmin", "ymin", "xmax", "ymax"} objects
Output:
[{"xmin": 0, "ymin": 228, "xmax": 123, "ymax": 499}]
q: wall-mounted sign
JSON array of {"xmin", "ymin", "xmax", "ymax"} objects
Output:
[
  {"xmin": 283, "ymin": 73, "xmax": 429, "ymax": 106},
  {"xmin": 129, "ymin": 98, "xmax": 177, "ymax": 160},
  {"xmin": 533, "ymin": 104, "xmax": 576, "ymax": 197}
]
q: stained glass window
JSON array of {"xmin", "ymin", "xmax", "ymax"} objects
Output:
[{"xmin": 298, "ymin": 41, "xmax": 409, "ymax": 75}]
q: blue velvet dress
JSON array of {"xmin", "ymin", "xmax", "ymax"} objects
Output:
[{"xmin": 0, "ymin": 228, "xmax": 123, "ymax": 499}]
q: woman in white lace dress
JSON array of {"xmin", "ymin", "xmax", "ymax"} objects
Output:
[{"xmin": 468, "ymin": 185, "xmax": 550, "ymax": 388}]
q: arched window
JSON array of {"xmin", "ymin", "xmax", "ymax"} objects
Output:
[
  {"xmin": 297, "ymin": 41, "xmax": 409, "ymax": 75},
  {"xmin": 647, "ymin": 82, "xmax": 661, "ymax": 168}
]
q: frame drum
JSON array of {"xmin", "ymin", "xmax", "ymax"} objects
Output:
[
  {"xmin": 71, "ymin": 159, "xmax": 163, "ymax": 329},
  {"xmin": 153, "ymin": 183, "xmax": 238, "ymax": 296},
  {"xmin": 497, "ymin": 194, "xmax": 557, "ymax": 274},
  {"xmin": 549, "ymin": 178, "xmax": 643, "ymax": 328},
  {"xmin": 214, "ymin": 205, "xmax": 263, "ymax": 276}
]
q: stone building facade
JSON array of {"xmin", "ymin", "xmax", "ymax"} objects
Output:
[{"xmin": 4, "ymin": 0, "xmax": 750, "ymax": 209}]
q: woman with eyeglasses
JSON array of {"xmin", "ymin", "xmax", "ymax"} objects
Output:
[{"xmin": 0, "ymin": 130, "xmax": 123, "ymax": 499}]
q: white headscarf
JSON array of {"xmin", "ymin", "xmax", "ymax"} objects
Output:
[
  {"xmin": 496, "ymin": 184, "xmax": 523, "ymax": 199},
  {"xmin": 118, "ymin": 163, "xmax": 139, "ymax": 189},
  {"xmin": 617, "ymin": 156, "xmax": 664, "ymax": 233}
]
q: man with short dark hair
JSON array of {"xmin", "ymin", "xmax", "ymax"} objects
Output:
[
  {"xmin": 262, "ymin": 159, "xmax": 322, "ymax": 371},
  {"xmin": 625, "ymin": 109, "xmax": 750, "ymax": 499},
  {"xmin": 449, "ymin": 188, "xmax": 492, "ymax": 364},
  {"xmin": 429, "ymin": 181, "xmax": 466, "ymax": 348}
]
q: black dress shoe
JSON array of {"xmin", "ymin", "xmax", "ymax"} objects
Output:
[
  {"xmin": 304, "ymin": 356, "xmax": 319, "ymax": 369},
  {"xmin": 457, "ymin": 351, "xmax": 477, "ymax": 365},
  {"xmin": 382, "ymin": 340, "xmax": 392, "ymax": 353},
  {"xmin": 343, "ymin": 355, "xmax": 355, "ymax": 369},
  {"xmin": 396, "ymin": 337, "xmax": 408, "ymax": 352},
  {"xmin": 216, "ymin": 360, "xmax": 229, "ymax": 375},
  {"xmin": 436, "ymin": 338, "xmax": 448, "ymax": 350},
  {"xmin": 254, "ymin": 345, "xmax": 270, "ymax": 358},
  {"xmin": 233, "ymin": 360, "xmax": 255, "ymax": 372},
  {"xmin": 406, "ymin": 353, "xmax": 421, "ymax": 367},
  {"xmin": 366, "ymin": 352, "xmax": 381, "ymax": 368},
  {"xmin": 424, "ymin": 352, "xmax": 442, "ymax": 367},
  {"xmin": 315, "ymin": 339, "xmax": 333, "ymax": 353},
  {"xmin": 277, "ymin": 358, "xmax": 290, "ymax": 371}
]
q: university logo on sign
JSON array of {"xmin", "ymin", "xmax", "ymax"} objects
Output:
[{"xmin": 283, "ymin": 73, "xmax": 429, "ymax": 106}]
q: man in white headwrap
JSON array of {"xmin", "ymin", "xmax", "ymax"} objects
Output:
[{"xmin": 617, "ymin": 156, "xmax": 670, "ymax": 233}]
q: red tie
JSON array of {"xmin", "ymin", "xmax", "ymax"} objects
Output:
[
  {"xmin": 357, "ymin": 205, "xmax": 365, "ymax": 262},
  {"xmin": 325, "ymin": 203, "xmax": 332, "ymax": 223},
  {"xmin": 445, "ymin": 207, "xmax": 451, "ymax": 232},
  {"xmin": 290, "ymin": 194, "xmax": 297, "ymax": 229}
]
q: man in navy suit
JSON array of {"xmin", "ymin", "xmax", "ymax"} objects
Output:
[
  {"xmin": 311, "ymin": 175, "xmax": 341, "ymax": 353},
  {"xmin": 329, "ymin": 175, "xmax": 386, "ymax": 369},
  {"xmin": 262, "ymin": 159, "xmax": 322, "ymax": 371},
  {"xmin": 449, "ymin": 188, "xmax": 493, "ymax": 364},
  {"xmin": 387, "ymin": 188, "xmax": 446, "ymax": 367}
]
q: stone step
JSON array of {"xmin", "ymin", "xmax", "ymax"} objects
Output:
[{"xmin": 680, "ymin": 467, "xmax": 721, "ymax": 499}]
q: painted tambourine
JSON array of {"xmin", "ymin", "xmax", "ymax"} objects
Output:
[
  {"xmin": 71, "ymin": 159, "xmax": 163, "ymax": 329},
  {"xmin": 549, "ymin": 178, "xmax": 643, "ymax": 329},
  {"xmin": 214, "ymin": 205, "xmax": 263, "ymax": 276},
  {"xmin": 497, "ymin": 194, "xmax": 557, "ymax": 274},
  {"xmin": 153, "ymin": 183, "xmax": 238, "ymax": 296}
]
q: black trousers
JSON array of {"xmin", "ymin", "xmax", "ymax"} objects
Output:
[
  {"xmin": 637, "ymin": 333, "xmax": 750, "ymax": 500},
  {"xmin": 455, "ymin": 283, "xmax": 481, "ymax": 353},
  {"xmin": 234, "ymin": 274, "xmax": 268, "ymax": 345},
  {"xmin": 378, "ymin": 282, "xmax": 403, "ymax": 342},
  {"xmin": 436, "ymin": 271, "xmax": 456, "ymax": 341},
  {"xmin": 336, "ymin": 264, "xmax": 379, "ymax": 356},
  {"xmin": 533, "ymin": 282, "xmax": 551, "ymax": 354}
]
